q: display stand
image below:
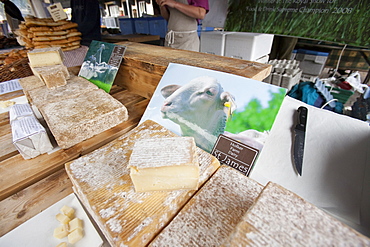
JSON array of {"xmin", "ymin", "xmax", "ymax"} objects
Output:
[{"xmin": 0, "ymin": 43, "xmax": 271, "ymax": 237}]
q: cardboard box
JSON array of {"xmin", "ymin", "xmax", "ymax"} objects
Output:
[
  {"xmin": 224, "ymin": 32, "xmax": 274, "ymax": 61},
  {"xmin": 200, "ymin": 31, "xmax": 234, "ymax": 56}
]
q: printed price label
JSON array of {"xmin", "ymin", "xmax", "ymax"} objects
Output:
[
  {"xmin": 211, "ymin": 134, "xmax": 259, "ymax": 176},
  {"xmin": 47, "ymin": 3, "xmax": 67, "ymax": 21}
]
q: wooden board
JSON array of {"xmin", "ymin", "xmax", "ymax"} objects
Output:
[
  {"xmin": 114, "ymin": 42, "xmax": 272, "ymax": 99},
  {"xmin": 0, "ymin": 86, "xmax": 149, "ymax": 201},
  {"xmin": 65, "ymin": 120, "xmax": 220, "ymax": 247},
  {"xmin": 0, "ymin": 168, "xmax": 73, "ymax": 237}
]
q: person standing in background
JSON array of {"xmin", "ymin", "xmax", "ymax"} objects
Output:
[
  {"xmin": 156, "ymin": 0, "xmax": 209, "ymax": 52},
  {"xmin": 0, "ymin": 0, "xmax": 24, "ymax": 33},
  {"xmin": 70, "ymin": 0, "xmax": 101, "ymax": 46}
]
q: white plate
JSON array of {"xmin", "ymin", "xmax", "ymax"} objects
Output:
[{"xmin": 0, "ymin": 193, "xmax": 104, "ymax": 247}]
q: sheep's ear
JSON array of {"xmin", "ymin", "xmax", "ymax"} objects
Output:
[
  {"xmin": 220, "ymin": 92, "xmax": 237, "ymax": 114},
  {"xmin": 161, "ymin": 85, "xmax": 181, "ymax": 98}
]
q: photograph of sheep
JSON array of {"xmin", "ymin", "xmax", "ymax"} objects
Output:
[{"xmin": 140, "ymin": 63, "xmax": 287, "ymax": 153}]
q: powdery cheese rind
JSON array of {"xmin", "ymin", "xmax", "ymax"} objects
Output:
[
  {"xmin": 222, "ymin": 182, "xmax": 370, "ymax": 246},
  {"xmin": 65, "ymin": 120, "xmax": 220, "ymax": 247},
  {"xmin": 149, "ymin": 165, "xmax": 263, "ymax": 247},
  {"xmin": 28, "ymin": 75, "xmax": 98, "ymax": 108},
  {"xmin": 128, "ymin": 137, "xmax": 198, "ymax": 169},
  {"xmin": 40, "ymin": 89, "xmax": 128, "ymax": 149}
]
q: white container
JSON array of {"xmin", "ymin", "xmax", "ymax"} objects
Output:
[
  {"xmin": 224, "ymin": 32, "xmax": 274, "ymax": 61},
  {"xmin": 200, "ymin": 31, "xmax": 235, "ymax": 56}
]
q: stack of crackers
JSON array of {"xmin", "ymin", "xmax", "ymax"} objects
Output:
[{"xmin": 15, "ymin": 16, "xmax": 82, "ymax": 51}]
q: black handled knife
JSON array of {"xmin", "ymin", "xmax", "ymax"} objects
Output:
[{"xmin": 293, "ymin": 106, "xmax": 308, "ymax": 176}]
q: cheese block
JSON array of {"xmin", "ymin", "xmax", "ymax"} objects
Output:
[
  {"xmin": 18, "ymin": 75, "xmax": 45, "ymax": 95},
  {"xmin": 65, "ymin": 120, "xmax": 220, "ymax": 246},
  {"xmin": 27, "ymin": 47, "xmax": 64, "ymax": 67},
  {"xmin": 31, "ymin": 64, "xmax": 70, "ymax": 89},
  {"xmin": 222, "ymin": 182, "xmax": 370, "ymax": 246},
  {"xmin": 39, "ymin": 89, "xmax": 128, "ymax": 149},
  {"xmin": 149, "ymin": 165, "xmax": 263, "ymax": 247},
  {"xmin": 27, "ymin": 76, "xmax": 98, "ymax": 108},
  {"xmin": 129, "ymin": 137, "xmax": 200, "ymax": 192}
]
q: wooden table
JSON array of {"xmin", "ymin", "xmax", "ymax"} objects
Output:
[
  {"xmin": 102, "ymin": 34, "xmax": 160, "ymax": 43},
  {"xmin": 0, "ymin": 43, "xmax": 271, "ymax": 237}
]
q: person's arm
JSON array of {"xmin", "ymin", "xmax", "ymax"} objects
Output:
[
  {"xmin": 157, "ymin": 0, "xmax": 206, "ymax": 20},
  {"xmin": 156, "ymin": 0, "xmax": 170, "ymax": 21}
]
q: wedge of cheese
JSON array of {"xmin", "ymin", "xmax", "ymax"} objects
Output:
[
  {"xmin": 27, "ymin": 47, "xmax": 64, "ymax": 67},
  {"xmin": 149, "ymin": 165, "xmax": 263, "ymax": 247},
  {"xmin": 129, "ymin": 137, "xmax": 200, "ymax": 192},
  {"xmin": 31, "ymin": 64, "xmax": 70, "ymax": 89},
  {"xmin": 222, "ymin": 182, "xmax": 370, "ymax": 246}
]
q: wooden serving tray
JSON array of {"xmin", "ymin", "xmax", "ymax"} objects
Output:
[{"xmin": 65, "ymin": 120, "xmax": 220, "ymax": 246}]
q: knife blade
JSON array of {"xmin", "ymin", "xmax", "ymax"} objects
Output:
[{"xmin": 293, "ymin": 106, "xmax": 308, "ymax": 176}]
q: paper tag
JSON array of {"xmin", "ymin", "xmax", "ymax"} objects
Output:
[
  {"xmin": 47, "ymin": 3, "xmax": 67, "ymax": 21},
  {"xmin": 211, "ymin": 134, "xmax": 259, "ymax": 176},
  {"xmin": 0, "ymin": 79, "xmax": 22, "ymax": 95}
]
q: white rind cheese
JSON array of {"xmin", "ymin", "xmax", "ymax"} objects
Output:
[
  {"xmin": 31, "ymin": 64, "xmax": 70, "ymax": 89},
  {"xmin": 27, "ymin": 47, "xmax": 64, "ymax": 67},
  {"xmin": 222, "ymin": 182, "xmax": 370, "ymax": 246},
  {"xmin": 129, "ymin": 137, "xmax": 200, "ymax": 192},
  {"xmin": 149, "ymin": 165, "xmax": 263, "ymax": 247},
  {"xmin": 65, "ymin": 120, "xmax": 220, "ymax": 247}
]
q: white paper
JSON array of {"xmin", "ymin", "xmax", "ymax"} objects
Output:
[
  {"xmin": 11, "ymin": 116, "xmax": 46, "ymax": 142},
  {"xmin": 11, "ymin": 115, "xmax": 53, "ymax": 159},
  {"xmin": 0, "ymin": 193, "xmax": 104, "ymax": 247},
  {"xmin": 0, "ymin": 96, "xmax": 28, "ymax": 114},
  {"xmin": 250, "ymin": 96, "xmax": 370, "ymax": 237},
  {"xmin": 0, "ymin": 79, "xmax": 22, "ymax": 95},
  {"xmin": 9, "ymin": 103, "xmax": 34, "ymax": 123}
]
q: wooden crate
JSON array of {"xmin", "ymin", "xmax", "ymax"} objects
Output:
[{"xmin": 114, "ymin": 42, "xmax": 272, "ymax": 99}]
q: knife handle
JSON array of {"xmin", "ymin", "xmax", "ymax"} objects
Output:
[{"xmin": 297, "ymin": 106, "xmax": 308, "ymax": 131}]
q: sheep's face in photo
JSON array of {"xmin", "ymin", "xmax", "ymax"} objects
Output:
[{"xmin": 160, "ymin": 76, "xmax": 227, "ymax": 123}]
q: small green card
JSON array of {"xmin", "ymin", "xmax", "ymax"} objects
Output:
[{"xmin": 79, "ymin": 41, "xmax": 126, "ymax": 93}]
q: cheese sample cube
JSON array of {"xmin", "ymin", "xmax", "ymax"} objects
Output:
[
  {"xmin": 129, "ymin": 137, "xmax": 200, "ymax": 192},
  {"xmin": 56, "ymin": 242, "xmax": 67, "ymax": 247},
  {"xmin": 31, "ymin": 64, "xmax": 69, "ymax": 89},
  {"xmin": 68, "ymin": 228, "xmax": 83, "ymax": 244},
  {"xmin": 53, "ymin": 224, "xmax": 69, "ymax": 239},
  {"xmin": 27, "ymin": 47, "xmax": 64, "ymax": 67},
  {"xmin": 60, "ymin": 205, "xmax": 75, "ymax": 218},
  {"xmin": 56, "ymin": 213, "xmax": 71, "ymax": 224},
  {"xmin": 69, "ymin": 217, "xmax": 83, "ymax": 232}
]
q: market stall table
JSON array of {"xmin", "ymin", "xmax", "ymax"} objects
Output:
[{"xmin": 0, "ymin": 43, "xmax": 272, "ymax": 237}]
